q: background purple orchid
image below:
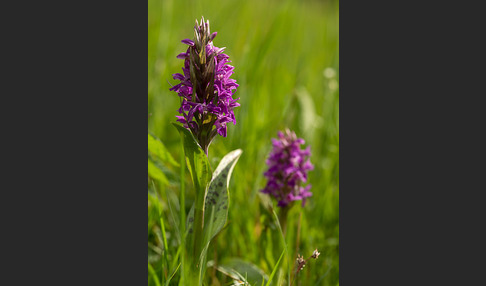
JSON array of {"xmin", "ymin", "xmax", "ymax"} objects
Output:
[{"xmin": 261, "ymin": 129, "xmax": 314, "ymax": 207}]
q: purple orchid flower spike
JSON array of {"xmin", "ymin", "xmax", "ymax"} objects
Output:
[
  {"xmin": 170, "ymin": 16, "xmax": 240, "ymax": 155},
  {"xmin": 261, "ymin": 129, "xmax": 314, "ymax": 208}
]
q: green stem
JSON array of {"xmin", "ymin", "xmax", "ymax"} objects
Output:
[
  {"xmin": 193, "ymin": 190, "xmax": 205, "ymax": 263},
  {"xmin": 179, "ymin": 134, "xmax": 186, "ymax": 286},
  {"xmin": 278, "ymin": 206, "xmax": 290, "ymax": 236},
  {"xmin": 290, "ymin": 212, "xmax": 302, "ymax": 286}
]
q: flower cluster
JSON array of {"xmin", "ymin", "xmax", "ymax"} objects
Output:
[
  {"xmin": 170, "ymin": 17, "xmax": 239, "ymax": 154},
  {"xmin": 261, "ymin": 129, "xmax": 314, "ymax": 207}
]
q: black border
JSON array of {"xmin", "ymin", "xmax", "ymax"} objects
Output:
[
  {"xmin": 341, "ymin": 1, "xmax": 484, "ymax": 284},
  {"xmin": 3, "ymin": 1, "xmax": 148, "ymax": 284}
]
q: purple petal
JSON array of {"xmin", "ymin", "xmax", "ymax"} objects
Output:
[
  {"xmin": 181, "ymin": 39, "xmax": 195, "ymax": 46},
  {"xmin": 175, "ymin": 115, "xmax": 187, "ymax": 124},
  {"xmin": 176, "ymin": 53, "xmax": 189, "ymax": 59},
  {"xmin": 172, "ymin": 73, "xmax": 184, "ymax": 80},
  {"xmin": 169, "ymin": 83, "xmax": 181, "ymax": 92}
]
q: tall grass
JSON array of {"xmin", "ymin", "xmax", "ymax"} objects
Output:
[{"xmin": 148, "ymin": 0, "xmax": 339, "ymax": 284}]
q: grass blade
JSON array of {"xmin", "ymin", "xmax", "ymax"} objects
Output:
[
  {"xmin": 148, "ymin": 262, "xmax": 161, "ymax": 286},
  {"xmin": 165, "ymin": 263, "xmax": 181, "ymax": 286},
  {"xmin": 266, "ymin": 249, "xmax": 286, "ymax": 286}
]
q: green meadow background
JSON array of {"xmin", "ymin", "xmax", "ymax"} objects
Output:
[{"xmin": 148, "ymin": 0, "xmax": 339, "ymax": 284}]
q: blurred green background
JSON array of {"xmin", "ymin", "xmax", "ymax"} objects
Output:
[{"xmin": 148, "ymin": 0, "xmax": 338, "ymax": 284}]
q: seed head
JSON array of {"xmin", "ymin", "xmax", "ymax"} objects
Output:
[{"xmin": 296, "ymin": 254, "xmax": 306, "ymax": 271}]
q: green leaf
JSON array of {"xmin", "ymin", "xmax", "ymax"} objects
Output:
[
  {"xmin": 197, "ymin": 149, "xmax": 242, "ymax": 285},
  {"xmin": 148, "ymin": 132, "xmax": 179, "ymax": 186},
  {"xmin": 202, "ymin": 149, "xmax": 242, "ymax": 249},
  {"xmin": 172, "ymin": 123, "xmax": 212, "ymax": 263},
  {"xmin": 208, "ymin": 262, "xmax": 250, "ymax": 285},
  {"xmin": 172, "ymin": 124, "xmax": 211, "ymax": 196},
  {"xmin": 185, "ymin": 203, "xmax": 195, "ymax": 243},
  {"xmin": 148, "ymin": 132, "xmax": 179, "ymax": 167},
  {"xmin": 295, "ymin": 87, "xmax": 324, "ymax": 142},
  {"xmin": 219, "ymin": 258, "xmax": 269, "ymax": 286},
  {"xmin": 148, "ymin": 157, "xmax": 169, "ymax": 185},
  {"xmin": 148, "ymin": 152, "xmax": 178, "ymax": 186}
]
